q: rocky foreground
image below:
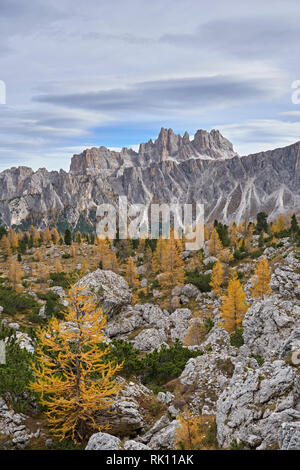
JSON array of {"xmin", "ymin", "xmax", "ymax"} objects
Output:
[{"xmin": 0, "ymin": 240, "xmax": 300, "ymax": 450}]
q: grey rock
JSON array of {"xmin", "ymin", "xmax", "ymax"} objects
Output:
[
  {"xmin": 85, "ymin": 432, "xmax": 121, "ymax": 450},
  {"xmin": 280, "ymin": 422, "xmax": 300, "ymax": 450}
]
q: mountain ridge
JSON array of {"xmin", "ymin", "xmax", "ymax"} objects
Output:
[{"xmin": 0, "ymin": 128, "xmax": 299, "ymax": 229}]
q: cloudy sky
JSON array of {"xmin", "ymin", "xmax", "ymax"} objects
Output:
[{"xmin": 1, "ymin": 0, "xmax": 300, "ymax": 171}]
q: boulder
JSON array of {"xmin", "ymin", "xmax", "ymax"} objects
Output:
[
  {"xmin": 123, "ymin": 440, "xmax": 151, "ymax": 450},
  {"xmin": 95, "ymin": 381, "xmax": 152, "ymax": 437},
  {"xmin": 85, "ymin": 432, "xmax": 121, "ymax": 450},
  {"xmin": 181, "ymin": 284, "xmax": 200, "ymax": 298},
  {"xmin": 76, "ymin": 269, "xmax": 132, "ymax": 319},
  {"xmin": 133, "ymin": 328, "xmax": 168, "ymax": 352}
]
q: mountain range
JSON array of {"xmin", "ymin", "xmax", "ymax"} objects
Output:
[{"xmin": 0, "ymin": 128, "xmax": 299, "ymax": 231}]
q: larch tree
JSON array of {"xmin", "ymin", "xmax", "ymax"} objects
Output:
[
  {"xmin": 0, "ymin": 235, "xmax": 11, "ymax": 260},
  {"xmin": 43, "ymin": 228, "xmax": 52, "ymax": 245},
  {"xmin": 159, "ymin": 235, "xmax": 185, "ymax": 312},
  {"xmin": 51, "ymin": 228, "xmax": 60, "ymax": 245},
  {"xmin": 8, "ymin": 228, "xmax": 19, "ymax": 251},
  {"xmin": 55, "ymin": 259, "xmax": 63, "ymax": 273},
  {"xmin": 75, "ymin": 231, "xmax": 82, "ymax": 244},
  {"xmin": 251, "ymin": 256, "xmax": 272, "ymax": 299},
  {"xmin": 152, "ymin": 237, "xmax": 166, "ymax": 274},
  {"xmin": 29, "ymin": 285, "xmax": 123, "ymax": 443},
  {"xmin": 220, "ymin": 276, "xmax": 249, "ymax": 333},
  {"xmin": 210, "ymin": 259, "xmax": 224, "ymax": 296},
  {"xmin": 8, "ymin": 260, "xmax": 23, "ymax": 290},
  {"xmin": 208, "ymin": 227, "xmax": 223, "ymax": 256},
  {"xmin": 143, "ymin": 246, "xmax": 154, "ymax": 295},
  {"xmin": 175, "ymin": 409, "xmax": 203, "ymax": 450},
  {"xmin": 124, "ymin": 257, "xmax": 140, "ymax": 290},
  {"xmin": 274, "ymin": 214, "xmax": 285, "ymax": 233}
]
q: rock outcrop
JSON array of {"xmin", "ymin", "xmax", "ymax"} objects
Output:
[
  {"xmin": 76, "ymin": 269, "xmax": 132, "ymax": 319},
  {"xmin": 216, "ymin": 359, "xmax": 300, "ymax": 449}
]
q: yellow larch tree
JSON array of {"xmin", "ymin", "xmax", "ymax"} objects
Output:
[
  {"xmin": 220, "ymin": 277, "xmax": 249, "ymax": 333},
  {"xmin": 29, "ymin": 285, "xmax": 123, "ymax": 443},
  {"xmin": 175, "ymin": 409, "xmax": 204, "ymax": 450},
  {"xmin": 251, "ymin": 257, "xmax": 272, "ymax": 299},
  {"xmin": 187, "ymin": 250, "xmax": 203, "ymax": 273},
  {"xmin": 9, "ymin": 260, "xmax": 23, "ymax": 290},
  {"xmin": 210, "ymin": 259, "xmax": 224, "ymax": 296},
  {"xmin": 124, "ymin": 257, "xmax": 140, "ymax": 289},
  {"xmin": 51, "ymin": 228, "xmax": 60, "ymax": 245},
  {"xmin": 143, "ymin": 246, "xmax": 154, "ymax": 295},
  {"xmin": 43, "ymin": 228, "xmax": 52, "ymax": 245},
  {"xmin": 208, "ymin": 227, "xmax": 223, "ymax": 256},
  {"xmin": 159, "ymin": 235, "xmax": 185, "ymax": 312},
  {"xmin": 274, "ymin": 214, "xmax": 285, "ymax": 233},
  {"xmin": 152, "ymin": 237, "xmax": 166, "ymax": 274},
  {"xmin": 8, "ymin": 228, "xmax": 19, "ymax": 251},
  {"xmin": 55, "ymin": 259, "xmax": 63, "ymax": 273},
  {"xmin": 0, "ymin": 235, "xmax": 11, "ymax": 260}
]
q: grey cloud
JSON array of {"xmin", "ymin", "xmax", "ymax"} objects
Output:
[
  {"xmin": 160, "ymin": 16, "xmax": 300, "ymax": 61},
  {"xmin": 33, "ymin": 76, "xmax": 276, "ymax": 115}
]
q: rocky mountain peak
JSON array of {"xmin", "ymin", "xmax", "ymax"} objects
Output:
[{"xmin": 69, "ymin": 127, "xmax": 238, "ymax": 175}]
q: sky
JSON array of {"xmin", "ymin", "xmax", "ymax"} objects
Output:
[{"xmin": 1, "ymin": 0, "xmax": 300, "ymax": 171}]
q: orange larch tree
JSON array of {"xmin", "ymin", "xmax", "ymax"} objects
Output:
[{"xmin": 30, "ymin": 284, "xmax": 123, "ymax": 443}]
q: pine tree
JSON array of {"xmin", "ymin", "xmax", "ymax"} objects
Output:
[
  {"xmin": 220, "ymin": 277, "xmax": 249, "ymax": 333},
  {"xmin": 251, "ymin": 257, "xmax": 272, "ymax": 299},
  {"xmin": 29, "ymin": 285, "xmax": 123, "ymax": 443},
  {"xmin": 64, "ymin": 229, "xmax": 72, "ymax": 246},
  {"xmin": 210, "ymin": 260, "xmax": 224, "ymax": 296},
  {"xmin": 208, "ymin": 228, "xmax": 223, "ymax": 256},
  {"xmin": 159, "ymin": 235, "xmax": 185, "ymax": 312},
  {"xmin": 290, "ymin": 214, "xmax": 299, "ymax": 234}
]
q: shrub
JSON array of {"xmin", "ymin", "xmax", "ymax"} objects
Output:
[
  {"xmin": 230, "ymin": 329, "xmax": 244, "ymax": 348},
  {"xmin": 102, "ymin": 339, "xmax": 203, "ymax": 388},
  {"xmin": 140, "ymin": 340, "xmax": 203, "ymax": 387},
  {"xmin": 0, "ymin": 325, "xmax": 35, "ymax": 412},
  {"xmin": 36, "ymin": 291, "xmax": 66, "ymax": 319},
  {"xmin": 49, "ymin": 271, "xmax": 78, "ymax": 289},
  {"xmin": 185, "ymin": 271, "xmax": 211, "ymax": 292},
  {"xmin": 102, "ymin": 339, "xmax": 140, "ymax": 378},
  {"xmin": 230, "ymin": 438, "xmax": 244, "ymax": 450},
  {"xmin": 0, "ymin": 285, "xmax": 39, "ymax": 316},
  {"xmin": 204, "ymin": 317, "xmax": 214, "ymax": 333}
]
